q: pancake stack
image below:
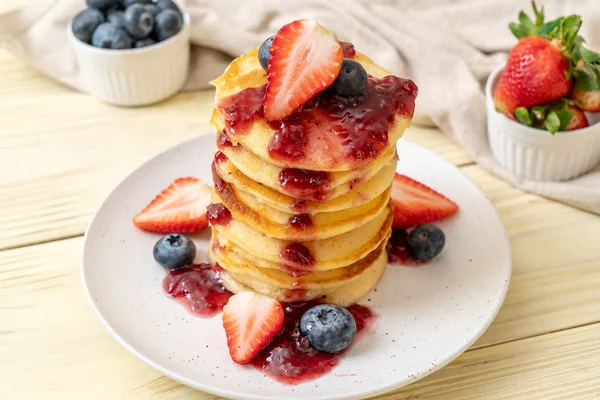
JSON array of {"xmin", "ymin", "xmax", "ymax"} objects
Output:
[{"xmin": 207, "ymin": 46, "xmax": 417, "ymax": 306}]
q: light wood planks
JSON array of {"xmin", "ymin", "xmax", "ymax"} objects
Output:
[
  {"xmin": 2, "ymin": 231, "xmax": 600, "ymax": 400},
  {"xmin": 462, "ymin": 165, "xmax": 600, "ymax": 348},
  {"xmin": 2, "ymin": 14, "xmax": 600, "ymax": 398},
  {"xmin": 384, "ymin": 322, "xmax": 600, "ymax": 399}
]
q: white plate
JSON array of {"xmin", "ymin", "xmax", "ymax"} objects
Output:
[{"xmin": 82, "ymin": 134, "xmax": 511, "ymax": 400}]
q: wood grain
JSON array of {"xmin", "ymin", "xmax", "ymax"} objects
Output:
[
  {"xmin": 461, "ymin": 165, "xmax": 600, "ymax": 348},
  {"xmin": 2, "ymin": 233, "xmax": 600, "ymax": 399},
  {"xmin": 2, "ymin": 14, "xmax": 600, "ymax": 398}
]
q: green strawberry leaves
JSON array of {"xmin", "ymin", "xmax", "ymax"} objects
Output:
[
  {"xmin": 509, "ymin": 1, "xmax": 584, "ymax": 78},
  {"xmin": 509, "ymin": 2, "xmax": 544, "ymax": 39},
  {"xmin": 509, "ymin": 1, "xmax": 600, "ymax": 93},
  {"xmin": 573, "ymin": 46, "xmax": 600, "ymax": 91},
  {"xmin": 515, "ymin": 107, "xmax": 533, "ymax": 126},
  {"xmin": 514, "ymin": 99, "xmax": 574, "ymax": 134},
  {"xmin": 509, "ymin": 1, "xmax": 581, "ymax": 46}
]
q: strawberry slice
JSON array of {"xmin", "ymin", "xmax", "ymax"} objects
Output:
[
  {"xmin": 264, "ymin": 19, "xmax": 343, "ymax": 121},
  {"xmin": 222, "ymin": 292, "xmax": 284, "ymax": 364},
  {"xmin": 133, "ymin": 177, "xmax": 211, "ymax": 233},
  {"xmin": 391, "ymin": 174, "xmax": 459, "ymax": 229}
]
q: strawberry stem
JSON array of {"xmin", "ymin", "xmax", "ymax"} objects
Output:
[
  {"xmin": 514, "ymin": 99, "xmax": 574, "ymax": 134},
  {"xmin": 509, "ymin": 1, "xmax": 600, "ymax": 91}
]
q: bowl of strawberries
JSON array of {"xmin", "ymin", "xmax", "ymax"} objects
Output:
[{"xmin": 486, "ymin": 2, "xmax": 600, "ymax": 181}]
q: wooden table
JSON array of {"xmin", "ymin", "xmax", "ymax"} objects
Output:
[{"xmin": 2, "ymin": 4, "xmax": 600, "ymax": 399}]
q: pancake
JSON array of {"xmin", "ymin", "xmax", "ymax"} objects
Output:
[
  {"xmin": 216, "ymin": 247, "xmax": 388, "ymax": 307},
  {"xmin": 210, "ymin": 234, "xmax": 389, "ymax": 301},
  {"xmin": 205, "ymin": 36, "xmax": 418, "ymax": 308},
  {"xmin": 216, "ymin": 141, "xmax": 397, "ymax": 203},
  {"xmin": 212, "ymin": 206, "xmax": 393, "ymax": 273},
  {"xmin": 209, "ymin": 49, "xmax": 416, "ymax": 171},
  {"xmin": 212, "ymin": 162, "xmax": 392, "ymax": 241},
  {"xmin": 214, "ymin": 154, "xmax": 397, "ymax": 214},
  {"xmin": 210, "ymin": 237, "xmax": 383, "ymax": 290}
]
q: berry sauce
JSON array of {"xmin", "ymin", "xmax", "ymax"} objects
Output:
[
  {"xmin": 217, "ymin": 131, "xmax": 233, "ymax": 147},
  {"xmin": 217, "ymin": 86, "xmax": 264, "ymax": 135},
  {"xmin": 289, "ymin": 198, "xmax": 307, "ymax": 212},
  {"xmin": 163, "ymin": 263, "xmax": 232, "ymax": 317},
  {"xmin": 386, "ymin": 228, "xmax": 426, "ymax": 267},
  {"xmin": 280, "ymin": 242, "xmax": 315, "ymax": 271},
  {"xmin": 279, "ymin": 168, "xmax": 330, "ymax": 201},
  {"xmin": 216, "ymin": 75, "xmax": 417, "ymax": 168},
  {"xmin": 340, "ymin": 41, "xmax": 356, "ymax": 59},
  {"xmin": 250, "ymin": 300, "xmax": 377, "ymax": 384},
  {"xmin": 206, "ymin": 203, "xmax": 232, "ymax": 226},
  {"xmin": 287, "ymin": 213, "xmax": 313, "ymax": 230},
  {"xmin": 214, "ymin": 151, "xmax": 228, "ymax": 164}
]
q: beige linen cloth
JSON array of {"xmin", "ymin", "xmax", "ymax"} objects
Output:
[{"xmin": 1, "ymin": 0, "xmax": 599, "ymax": 213}]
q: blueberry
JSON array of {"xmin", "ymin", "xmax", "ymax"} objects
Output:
[
  {"xmin": 155, "ymin": 0, "xmax": 182, "ymax": 18},
  {"xmin": 152, "ymin": 9, "xmax": 182, "ymax": 42},
  {"xmin": 72, "ymin": 8, "xmax": 105, "ymax": 44},
  {"xmin": 153, "ymin": 234, "xmax": 196, "ymax": 270},
  {"xmin": 407, "ymin": 224, "xmax": 446, "ymax": 261},
  {"xmin": 108, "ymin": 11, "xmax": 126, "ymax": 29},
  {"xmin": 258, "ymin": 36, "xmax": 274, "ymax": 71},
  {"xmin": 330, "ymin": 59, "xmax": 368, "ymax": 98},
  {"xmin": 143, "ymin": 3, "xmax": 160, "ymax": 17},
  {"xmin": 86, "ymin": 0, "xmax": 118, "ymax": 11},
  {"xmin": 105, "ymin": 4, "xmax": 123, "ymax": 18},
  {"xmin": 299, "ymin": 304, "xmax": 356, "ymax": 353},
  {"xmin": 120, "ymin": 0, "xmax": 151, "ymax": 8},
  {"xmin": 91, "ymin": 22, "xmax": 133, "ymax": 49},
  {"xmin": 124, "ymin": 4, "xmax": 154, "ymax": 39},
  {"xmin": 135, "ymin": 38, "xmax": 156, "ymax": 48}
]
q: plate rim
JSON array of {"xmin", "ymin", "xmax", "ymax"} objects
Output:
[{"xmin": 81, "ymin": 134, "xmax": 512, "ymax": 400}]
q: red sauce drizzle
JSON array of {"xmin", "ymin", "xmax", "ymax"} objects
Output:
[
  {"xmin": 214, "ymin": 151, "xmax": 228, "ymax": 164},
  {"xmin": 206, "ymin": 203, "xmax": 232, "ymax": 226},
  {"xmin": 386, "ymin": 228, "xmax": 426, "ymax": 267},
  {"xmin": 287, "ymin": 213, "xmax": 313, "ymax": 230},
  {"xmin": 217, "ymin": 86, "xmax": 264, "ymax": 134},
  {"xmin": 289, "ymin": 198, "xmax": 307, "ymax": 212},
  {"xmin": 217, "ymin": 131, "xmax": 233, "ymax": 147},
  {"xmin": 340, "ymin": 41, "xmax": 356, "ymax": 58},
  {"xmin": 216, "ymin": 75, "xmax": 417, "ymax": 167},
  {"xmin": 250, "ymin": 301, "xmax": 377, "ymax": 384},
  {"xmin": 279, "ymin": 168, "xmax": 330, "ymax": 201},
  {"xmin": 163, "ymin": 263, "xmax": 232, "ymax": 317},
  {"xmin": 280, "ymin": 242, "xmax": 315, "ymax": 270}
]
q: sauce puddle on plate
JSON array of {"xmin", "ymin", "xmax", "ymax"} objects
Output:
[
  {"xmin": 162, "ymin": 264, "xmax": 377, "ymax": 384},
  {"xmin": 163, "ymin": 263, "xmax": 232, "ymax": 317},
  {"xmin": 386, "ymin": 228, "xmax": 428, "ymax": 267},
  {"xmin": 251, "ymin": 301, "xmax": 377, "ymax": 384}
]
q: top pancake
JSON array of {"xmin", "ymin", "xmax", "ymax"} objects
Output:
[{"xmin": 210, "ymin": 47, "xmax": 416, "ymax": 171}]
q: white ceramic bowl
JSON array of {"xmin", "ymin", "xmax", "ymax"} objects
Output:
[
  {"xmin": 486, "ymin": 64, "xmax": 600, "ymax": 181},
  {"xmin": 68, "ymin": 11, "xmax": 190, "ymax": 107}
]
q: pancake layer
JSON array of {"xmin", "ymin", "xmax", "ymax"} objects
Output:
[{"xmin": 207, "ymin": 44, "xmax": 416, "ymax": 305}]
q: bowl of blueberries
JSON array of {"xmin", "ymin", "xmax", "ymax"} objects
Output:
[{"xmin": 69, "ymin": 0, "xmax": 190, "ymax": 106}]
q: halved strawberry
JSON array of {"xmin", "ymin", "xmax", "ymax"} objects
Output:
[
  {"xmin": 264, "ymin": 19, "xmax": 343, "ymax": 121},
  {"xmin": 391, "ymin": 174, "xmax": 459, "ymax": 229},
  {"xmin": 133, "ymin": 177, "xmax": 211, "ymax": 233},
  {"xmin": 222, "ymin": 292, "xmax": 284, "ymax": 364}
]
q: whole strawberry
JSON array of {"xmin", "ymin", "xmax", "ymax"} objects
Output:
[
  {"xmin": 494, "ymin": 36, "xmax": 571, "ymax": 115},
  {"xmin": 494, "ymin": 2, "xmax": 581, "ymax": 116}
]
